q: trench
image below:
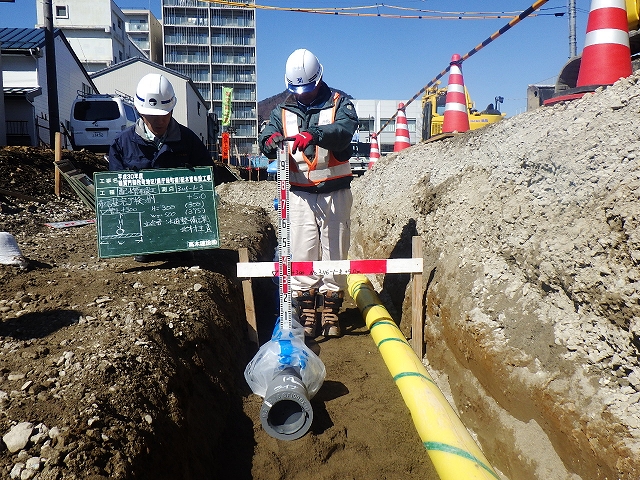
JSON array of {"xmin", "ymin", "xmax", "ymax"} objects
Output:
[{"xmin": 131, "ymin": 206, "xmax": 620, "ymax": 480}]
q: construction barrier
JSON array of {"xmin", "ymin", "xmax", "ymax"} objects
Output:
[
  {"xmin": 393, "ymin": 103, "xmax": 411, "ymax": 152},
  {"xmin": 442, "ymin": 54, "xmax": 471, "ymax": 134},
  {"xmin": 368, "ymin": 133, "xmax": 380, "ymax": 170}
]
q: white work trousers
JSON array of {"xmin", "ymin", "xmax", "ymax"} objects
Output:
[{"xmin": 289, "ymin": 188, "xmax": 352, "ymax": 294}]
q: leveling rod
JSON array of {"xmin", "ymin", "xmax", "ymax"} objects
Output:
[
  {"xmin": 277, "ymin": 143, "xmax": 292, "ymax": 331},
  {"xmin": 237, "ymin": 258, "xmax": 423, "ymax": 278}
]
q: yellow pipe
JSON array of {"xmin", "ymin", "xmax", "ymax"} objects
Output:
[{"xmin": 347, "ymin": 274, "xmax": 499, "ymax": 480}]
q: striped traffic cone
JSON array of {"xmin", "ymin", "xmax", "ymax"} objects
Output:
[
  {"xmin": 442, "ymin": 54, "xmax": 470, "ymax": 133},
  {"xmin": 576, "ymin": 0, "xmax": 632, "ymax": 87},
  {"xmin": 393, "ymin": 103, "xmax": 411, "ymax": 152},
  {"xmin": 368, "ymin": 133, "xmax": 380, "ymax": 170}
]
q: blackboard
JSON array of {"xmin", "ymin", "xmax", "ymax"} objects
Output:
[{"xmin": 94, "ymin": 167, "xmax": 220, "ymax": 258}]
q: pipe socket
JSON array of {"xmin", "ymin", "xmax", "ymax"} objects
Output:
[{"xmin": 260, "ymin": 367, "xmax": 313, "ymax": 441}]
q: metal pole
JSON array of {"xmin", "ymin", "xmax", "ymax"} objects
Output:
[
  {"xmin": 569, "ymin": 0, "xmax": 577, "ymax": 57},
  {"xmin": 44, "ymin": 0, "xmax": 60, "ymax": 147}
]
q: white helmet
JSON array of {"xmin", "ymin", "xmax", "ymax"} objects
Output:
[
  {"xmin": 284, "ymin": 49, "xmax": 323, "ymax": 94},
  {"xmin": 134, "ymin": 73, "xmax": 177, "ymax": 116}
]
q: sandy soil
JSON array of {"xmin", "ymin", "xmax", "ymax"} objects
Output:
[{"xmin": 0, "ymin": 146, "xmax": 439, "ymax": 479}]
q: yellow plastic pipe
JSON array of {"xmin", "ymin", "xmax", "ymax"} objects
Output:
[{"xmin": 347, "ymin": 274, "xmax": 499, "ymax": 480}]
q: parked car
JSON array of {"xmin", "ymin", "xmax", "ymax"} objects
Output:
[{"xmin": 70, "ymin": 91, "xmax": 138, "ymax": 153}]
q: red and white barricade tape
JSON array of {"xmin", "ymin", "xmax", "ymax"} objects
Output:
[{"xmin": 237, "ymin": 258, "xmax": 423, "ymax": 278}]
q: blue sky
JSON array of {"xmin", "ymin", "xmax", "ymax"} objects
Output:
[{"xmin": 1, "ymin": 1, "xmax": 591, "ymax": 116}]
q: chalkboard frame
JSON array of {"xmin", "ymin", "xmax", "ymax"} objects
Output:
[{"xmin": 94, "ymin": 167, "xmax": 219, "ymax": 258}]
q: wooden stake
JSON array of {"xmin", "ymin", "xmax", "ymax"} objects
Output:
[
  {"xmin": 239, "ymin": 247, "xmax": 259, "ymax": 346},
  {"xmin": 410, "ymin": 236, "xmax": 424, "ymax": 357},
  {"xmin": 54, "ymin": 131, "xmax": 62, "ymax": 197}
]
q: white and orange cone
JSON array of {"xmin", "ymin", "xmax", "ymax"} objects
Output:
[
  {"xmin": 393, "ymin": 103, "xmax": 411, "ymax": 152},
  {"xmin": 576, "ymin": 0, "xmax": 632, "ymax": 87},
  {"xmin": 442, "ymin": 53, "xmax": 470, "ymax": 134},
  {"xmin": 368, "ymin": 133, "xmax": 380, "ymax": 170}
]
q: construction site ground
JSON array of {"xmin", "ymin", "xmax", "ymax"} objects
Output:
[{"xmin": 1, "ymin": 72, "xmax": 640, "ymax": 480}]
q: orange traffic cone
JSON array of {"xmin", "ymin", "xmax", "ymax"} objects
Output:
[
  {"xmin": 442, "ymin": 54, "xmax": 470, "ymax": 133},
  {"xmin": 576, "ymin": 0, "xmax": 632, "ymax": 87},
  {"xmin": 368, "ymin": 133, "xmax": 380, "ymax": 170},
  {"xmin": 393, "ymin": 103, "xmax": 411, "ymax": 152},
  {"xmin": 544, "ymin": 0, "xmax": 632, "ymax": 105}
]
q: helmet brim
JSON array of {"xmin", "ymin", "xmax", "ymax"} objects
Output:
[
  {"xmin": 136, "ymin": 106, "xmax": 172, "ymax": 116},
  {"xmin": 287, "ymin": 82, "xmax": 317, "ymax": 95}
]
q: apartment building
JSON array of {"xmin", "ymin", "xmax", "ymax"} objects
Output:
[
  {"xmin": 122, "ymin": 9, "xmax": 163, "ymax": 65},
  {"xmin": 36, "ymin": 0, "xmax": 146, "ymax": 74},
  {"xmin": 162, "ymin": 0, "xmax": 258, "ymax": 156}
]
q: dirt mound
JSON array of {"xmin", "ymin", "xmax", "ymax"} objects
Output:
[
  {"xmin": 0, "ymin": 147, "xmax": 440, "ymax": 480},
  {"xmin": 350, "ymin": 75, "xmax": 640, "ymax": 479}
]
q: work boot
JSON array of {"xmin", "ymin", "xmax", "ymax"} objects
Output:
[
  {"xmin": 320, "ymin": 291, "xmax": 344, "ymax": 337},
  {"xmin": 293, "ymin": 289, "xmax": 318, "ymax": 337}
]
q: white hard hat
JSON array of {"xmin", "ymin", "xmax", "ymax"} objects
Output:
[
  {"xmin": 134, "ymin": 73, "xmax": 177, "ymax": 116},
  {"xmin": 284, "ymin": 49, "xmax": 323, "ymax": 94}
]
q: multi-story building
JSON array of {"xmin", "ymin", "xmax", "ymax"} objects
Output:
[
  {"xmin": 162, "ymin": 0, "xmax": 258, "ymax": 157},
  {"xmin": 36, "ymin": 0, "xmax": 146, "ymax": 74},
  {"xmin": 351, "ymin": 99, "xmax": 423, "ymax": 154},
  {"xmin": 122, "ymin": 9, "xmax": 163, "ymax": 66}
]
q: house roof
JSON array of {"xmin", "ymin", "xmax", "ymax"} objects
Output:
[
  {"xmin": 0, "ymin": 27, "xmax": 47, "ymax": 50},
  {"xmin": 91, "ymin": 56, "xmax": 210, "ymax": 110},
  {"xmin": 0, "ymin": 27, "xmax": 98, "ymax": 93}
]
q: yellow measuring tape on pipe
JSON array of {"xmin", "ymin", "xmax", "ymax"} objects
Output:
[{"xmin": 347, "ymin": 274, "xmax": 499, "ymax": 480}]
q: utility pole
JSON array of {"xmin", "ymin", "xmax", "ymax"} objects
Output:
[
  {"xmin": 44, "ymin": 0, "xmax": 60, "ymax": 147},
  {"xmin": 568, "ymin": 0, "xmax": 577, "ymax": 57}
]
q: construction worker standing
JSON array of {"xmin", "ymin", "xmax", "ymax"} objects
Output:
[{"xmin": 259, "ymin": 48, "xmax": 359, "ymax": 338}]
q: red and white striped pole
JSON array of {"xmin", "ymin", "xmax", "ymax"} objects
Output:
[
  {"xmin": 277, "ymin": 144, "xmax": 292, "ymax": 331},
  {"xmin": 442, "ymin": 53, "xmax": 470, "ymax": 134},
  {"xmin": 368, "ymin": 133, "xmax": 380, "ymax": 170},
  {"xmin": 576, "ymin": 0, "xmax": 632, "ymax": 87},
  {"xmin": 393, "ymin": 103, "xmax": 411, "ymax": 152}
]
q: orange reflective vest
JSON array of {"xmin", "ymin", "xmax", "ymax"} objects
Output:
[{"xmin": 282, "ymin": 93, "xmax": 353, "ymax": 187}]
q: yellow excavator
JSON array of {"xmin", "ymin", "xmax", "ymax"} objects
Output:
[
  {"xmin": 556, "ymin": 0, "xmax": 640, "ymax": 93},
  {"xmin": 421, "ymin": 82, "xmax": 505, "ymax": 141}
]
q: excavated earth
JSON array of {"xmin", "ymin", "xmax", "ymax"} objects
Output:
[{"xmin": 1, "ymin": 71, "xmax": 640, "ymax": 480}]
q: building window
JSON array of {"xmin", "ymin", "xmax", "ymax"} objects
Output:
[
  {"xmin": 358, "ymin": 118, "xmax": 374, "ymax": 132},
  {"xmin": 197, "ymin": 102, "xmax": 201, "ymax": 115},
  {"xmin": 118, "ymin": 51, "xmax": 123, "ymax": 61},
  {"xmin": 55, "ymin": 5, "xmax": 68, "ymax": 18},
  {"xmin": 117, "ymin": 18, "xmax": 123, "ymax": 30}
]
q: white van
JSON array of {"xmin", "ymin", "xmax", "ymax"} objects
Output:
[{"xmin": 70, "ymin": 92, "xmax": 138, "ymax": 153}]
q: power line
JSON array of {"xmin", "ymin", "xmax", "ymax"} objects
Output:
[{"xmin": 200, "ymin": 1, "xmax": 542, "ymax": 20}]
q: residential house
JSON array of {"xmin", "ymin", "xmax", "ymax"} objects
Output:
[
  {"xmin": 0, "ymin": 27, "xmax": 98, "ymax": 148},
  {"xmin": 90, "ymin": 57, "xmax": 215, "ymax": 151}
]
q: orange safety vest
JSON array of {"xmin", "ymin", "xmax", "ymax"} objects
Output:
[{"xmin": 282, "ymin": 93, "xmax": 353, "ymax": 187}]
